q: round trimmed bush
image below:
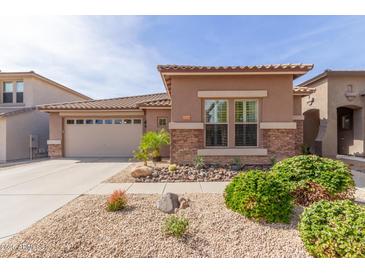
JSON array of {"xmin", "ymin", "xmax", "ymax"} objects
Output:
[
  {"xmin": 224, "ymin": 170, "xmax": 293, "ymax": 223},
  {"xmin": 272, "ymin": 155, "xmax": 354, "ymax": 195},
  {"xmin": 299, "ymin": 200, "xmax": 365, "ymax": 258}
]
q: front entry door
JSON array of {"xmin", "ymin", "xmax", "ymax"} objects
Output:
[{"xmin": 337, "ymin": 107, "xmax": 353, "ymax": 155}]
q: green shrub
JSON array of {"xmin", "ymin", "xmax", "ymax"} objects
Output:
[
  {"xmin": 224, "ymin": 170, "xmax": 293, "ymax": 223},
  {"xmin": 271, "ymin": 155, "xmax": 354, "ymax": 194},
  {"xmin": 133, "ymin": 145, "xmax": 149, "ymax": 166},
  {"xmin": 168, "ymin": 164, "xmax": 177, "ymax": 172},
  {"xmin": 106, "ymin": 190, "xmax": 128, "ymax": 212},
  {"xmin": 299, "ymin": 200, "xmax": 365, "ymax": 258},
  {"xmin": 163, "ymin": 215, "xmax": 189, "ymax": 238},
  {"xmin": 134, "ymin": 129, "xmax": 170, "ymax": 163},
  {"xmin": 194, "ymin": 155, "xmax": 205, "ymax": 169}
]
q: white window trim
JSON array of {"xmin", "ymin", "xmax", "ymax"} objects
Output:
[
  {"xmin": 157, "ymin": 117, "xmax": 168, "ymax": 129},
  {"xmin": 204, "ymin": 99, "xmax": 229, "ymax": 148},
  {"xmin": 1, "ymin": 80, "xmax": 24, "ymax": 104},
  {"xmin": 260, "ymin": 122, "xmax": 297, "ymax": 129},
  {"xmin": 198, "ymin": 148, "xmax": 267, "ymax": 156},
  {"xmin": 168, "ymin": 122, "xmax": 204, "ymax": 129},
  {"xmin": 234, "ymin": 99, "xmax": 259, "ymax": 148}
]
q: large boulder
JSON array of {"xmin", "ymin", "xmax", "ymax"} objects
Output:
[
  {"xmin": 156, "ymin": 193, "xmax": 180, "ymax": 213},
  {"xmin": 131, "ymin": 166, "xmax": 153, "ymax": 178}
]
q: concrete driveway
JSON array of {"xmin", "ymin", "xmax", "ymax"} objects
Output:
[{"xmin": 0, "ymin": 158, "xmax": 129, "ymax": 242}]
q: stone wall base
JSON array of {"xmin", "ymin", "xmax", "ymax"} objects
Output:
[
  {"xmin": 168, "ymin": 121, "xmax": 304, "ymax": 165},
  {"xmin": 202, "ymin": 155, "xmax": 271, "ymax": 165},
  {"xmin": 170, "ymin": 129, "xmax": 204, "ymax": 164},
  {"xmin": 48, "ymin": 144, "xmax": 62, "ymax": 158}
]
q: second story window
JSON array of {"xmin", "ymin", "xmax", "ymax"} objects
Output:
[
  {"xmin": 16, "ymin": 81, "xmax": 24, "ymax": 103},
  {"xmin": 3, "ymin": 82, "xmax": 13, "ymax": 103}
]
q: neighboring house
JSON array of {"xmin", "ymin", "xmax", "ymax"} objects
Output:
[
  {"xmin": 39, "ymin": 64, "xmax": 314, "ymax": 164},
  {"xmin": 300, "ymin": 70, "xmax": 365, "ymax": 158},
  {"xmin": 0, "ymin": 71, "xmax": 90, "ymax": 163}
]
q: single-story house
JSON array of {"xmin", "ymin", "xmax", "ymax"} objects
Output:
[
  {"xmin": 301, "ymin": 70, "xmax": 365, "ymax": 157},
  {"xmin": 39, "ymin": 64, "xmax": 314, "ymax": 164},
  {"xmin": 0, "ymin": 71, "xmax": 90, "ymax": 163}
]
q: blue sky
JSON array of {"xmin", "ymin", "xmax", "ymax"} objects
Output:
[{"xmin": 1, "ymin": 16, "xmax": 365, "ymax": 99}]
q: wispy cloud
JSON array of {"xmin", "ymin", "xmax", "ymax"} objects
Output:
[{"xmin": 0, "ymin": 16, "xmax": 165, "ymax": 99}]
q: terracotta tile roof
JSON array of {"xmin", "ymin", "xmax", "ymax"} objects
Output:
[
  {"xmin": 157, "ymin": 64, "xmax": 314, "ymax": 73},
  {"xmin": 38, "ymin": 93, "xmax": 169, "ymax": 111},
  {"xmin": 158, "ymin": 64, "xmax": 314, "ymax": 94},
  {"xmin": 293, "ymin": 86, "xmax": 316, "ymax": 95},
  {"xmin": 0, "ymin": 107, "xmax": 36, "ymax": 118},
  {"xmin": 137, "ymin": 98, "xmax": 171, "ymax": 108}
]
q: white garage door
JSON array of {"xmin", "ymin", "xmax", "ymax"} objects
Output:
[{"xmin": 64, "ymin": 118, "xmax": 143, "ymax": 157}]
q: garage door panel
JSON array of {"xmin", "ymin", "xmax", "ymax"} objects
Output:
[{"xmin": 64, "ymin": 119, "xmax": 142, "ymax": 157}]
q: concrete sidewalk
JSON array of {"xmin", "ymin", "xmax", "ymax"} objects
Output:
[
  {"xmin": 87, "ymin": 177, "xmax": 365, "ymax": 203},
  {"xmin": 87, "ymin": 181, "xmax": 230, "ymax": 195}
]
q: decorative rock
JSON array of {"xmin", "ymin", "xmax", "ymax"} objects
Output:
[
  {"xmin": 156, "ymin": 193, "xmax": 180, "ymax": 213},
  {"xmin": 131, "ymin": 166, "xmax": 153, "ymax": 178},
  {"xmin": 178, "ymin": 197, "xmax": 190, "ymax": 209}
]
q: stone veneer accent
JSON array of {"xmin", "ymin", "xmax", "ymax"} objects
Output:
[
  {"xmin": 170, "ymin": 129, "xmax": 204, "ymax": 164},
  {"xmin": 48, "ymin": 144, "xmax": 63, "ymax": 158},
  {"xmin": 171, "ymin": 120, "xmax": 304, "ymax": 165}
]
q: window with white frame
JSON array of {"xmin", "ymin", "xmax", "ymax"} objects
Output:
[
  {"xmin": 235, "ymin": 100, "xmax": 258, "ymax": 146},
  {"xmin": 3, "ymin": 82, "xmax": 13, "ymax": 103},
  {"xmin": 205, "ymin": 99, "xmax": 228, "ymax": 147},
  {"xmin": 16, "ymin": 81, "xmax": 24, "ymax": 103},
  {"xmin": 157, "ymin": 117, "xmax": 168, "ymax": 129}
]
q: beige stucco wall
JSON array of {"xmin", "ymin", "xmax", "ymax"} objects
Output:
[
  {"xmin": 170, "ymin": 75, "xmax": 294, "ymax": 123},
  {"xmin": 303, "ymin": 75, "xmax": 365, "ymax": 157},
  {"xmin": 28, "ymin": 77, "xmax": 86, "ymax": 106},
  {"xmin": 293, "ymin": 96, "xmax": 302, "ymax": 115},
  {"xmin": 0, "ymin": 118, "xmax": 6, "ymax": 162},
  {"xmin": 145, "ymin": 108, "xmax": 171, "ymax": 157},
  {"xmin": 302, "ymin": 78, "xmax": 329, "ymax": 154},
  {"xmin": 326, "ymin": 76, "xmax": 365, "ymax": 156},
  {"xmin": 302, "ymin": 78, "xmax": 328, "ymax": 119},
  {"xmin": 5, "ymin": 110, "xmax": 49, "ymax": 161},
  {"xmin": 145, "ymin": 109, "xmax": 171, "ymax": 131},
  {"xmin": 49, "ymin": 112, "xmax": 63, "ymax": 140}
]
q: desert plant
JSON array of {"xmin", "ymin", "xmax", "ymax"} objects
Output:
[
  {"xmin": 301, "ymin": 144, "xmax": 311, "ymax": 155},
  {"xmin": 272, "ymin": 155, "xmax": 355, "ymax": 195},
  {"xmin": 106, "ymin": 190, "xmax": 128, "ymax": 212},
  {"xmin": 194, "ymin": 155, "xmax": 205, "ymax": 169},
  {"xmin": 299, "ymin": 200, "xmax": 365, "ymax": 258},
  {"xmin": 224, "ymin": 170, "xmax": 293, "ymax": 223},
  {"xmin": 270, "ymin": 155, "xmax": 277, "ymax": 165},
  {"xmin": 291, "ymin": 181, "xmax": 355, "ymax": 206},
  {"xmin": 163, "ymin": 215, "xmax": 189, "ymax": 238},
  {"xmin": 133, "ymin": 145, "xmax": 149, "ymax": 166},
  {"xmin": 230, "ymin": 157, "xmax": 241, "ymax": 171},
  {"xmin": 138, "ymin": 129, "xmax": 170, "ymax": 162},
  {"xmin": 168, "ymin": 164, "xmax": 177, "ymax": 172}
]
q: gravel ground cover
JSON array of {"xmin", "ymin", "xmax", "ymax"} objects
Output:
[
  {"xmin": 0, "ymin": 194, "xmax": 308, "ymax": 258},
  {"xmin": 107, "ymin": 162, "xmax": 271, "ymax": 183}
]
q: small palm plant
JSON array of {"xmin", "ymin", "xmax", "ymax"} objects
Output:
[{"xmin": 133, "ymin": 129, "xmax": 170, "ymax": 163}]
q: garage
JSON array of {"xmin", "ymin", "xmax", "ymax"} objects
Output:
[{"xmin": 64, "ymin": 117, "xmax": 143, "ymax": 157}]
